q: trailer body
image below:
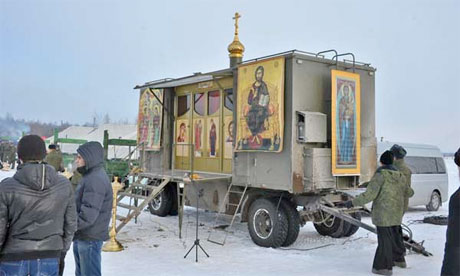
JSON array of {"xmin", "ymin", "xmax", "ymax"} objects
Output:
[{"xmin": 134, "ymin": 50, "xmax": 378, "ymax": 246}]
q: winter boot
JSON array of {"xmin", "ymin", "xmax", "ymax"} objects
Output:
[
  {"xmin": 372, "ymin": 268, "xmax": 393, "ymax": 276},
  {"xmin": 393, "ymin": 261, "xmax": 407, "ymax": 268}
]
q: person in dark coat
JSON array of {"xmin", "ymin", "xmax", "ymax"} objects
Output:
[
  {"xmin": 441, "ymin": 148, "xmax": 460, "ymax": 276},
  {"xmin": 344, "ymin": 151, "xmax": 414, "ymax": 276},
  {"xmin": 73, "ymin": 141, "xmax": 112, "ymax": 276},
  {"xmin": 0, "ymin": 135, "xmax": 77, "ymax": 276}
]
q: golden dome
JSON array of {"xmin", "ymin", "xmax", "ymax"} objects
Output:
[{"xmin": 228, "ymin": 12, "xmax": 245, "ymax": 58}]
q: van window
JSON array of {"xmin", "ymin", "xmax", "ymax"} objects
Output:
[
  {"xmin": 435, "ymin": 158, "xmax": 446, "ymax": 173},
  {"xmin": 405, "ymin": 157, "xmax": 438, "ymax": 174}
]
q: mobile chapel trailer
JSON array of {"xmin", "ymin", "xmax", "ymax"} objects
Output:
[{"xmin": 132, "ymin": 15, "xmax": 377, "ymax": 248}]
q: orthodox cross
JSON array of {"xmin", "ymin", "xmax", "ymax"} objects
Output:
[{"xmin": 233, "ymin": 12, "xmax": 241, "ymax": 35}]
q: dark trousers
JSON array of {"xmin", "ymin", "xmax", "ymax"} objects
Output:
[
  {"xmin": 373, "ymin": 226, "xmax": 406, "ymax": 270},
  {"xmin": 59, "ymin": 252, "xmax": 66, "ymax": 276}
]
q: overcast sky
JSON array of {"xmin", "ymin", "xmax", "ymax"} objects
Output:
[{"xmin": 0, "ymin": 0, "xmax": 459, "ymax": 152}]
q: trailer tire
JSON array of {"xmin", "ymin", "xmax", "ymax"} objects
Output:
[
  {"xmin": 148, "ymin": 186, "xmax": 173, "ymax": 217},
  {"xmin": 342, "ymin": 212, "xmax": 361, "ymax": 237},
  {"xmin": 168, "ymin": 184, "xmax": 178, "ymax": 216},
  {"xmin": 280, "ymin": 200, "xmax": 300, "ymax": 247},
  {"xmin": 329, "ymin": 218, "xmax": 351, "ymax": 238},
  {"xmin": 248, "ymin": 198, "xmax": 288, "ymax": 248},
  {"xmin": 313, "ymin": 211, "xmax": 342, "ymax": 236}
]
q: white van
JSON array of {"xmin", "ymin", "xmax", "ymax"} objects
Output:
[{"xmin": 378, "ymin": 141, "xmax": 448, "ymax": 211}]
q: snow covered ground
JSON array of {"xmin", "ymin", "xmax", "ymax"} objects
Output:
[{"xmin": 1, "ymin": 158, "xmax": 458, "ymax": 276}]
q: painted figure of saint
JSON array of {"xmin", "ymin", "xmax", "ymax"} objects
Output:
[
  {"xmin": 209, "ymin": 119, "xmax": 217, "ymax": 157},
  {"xmin": 226, "ymin": 121, "xmax": 234, "ymax": 143},
  {"xmin": 152, "ymin": 105, "xmax": 161, "ymax": 146},
  {"xmin": 245, "ymin": 66, "xmax": 270, "ymax": 147},
  {"xmin": 194, "ymin": 120, "xmax": 202, "ymax": 151},
  {"xmin": 177, "ymin": 123, "xmax": 187, "ymax": 143},
  {"xmin": 139, "ymin": 92, "xmax": 152, "ymax": 144},
  {"xmin": 338, "ymin": 83, "xmax": 355, "ymax": 163}
]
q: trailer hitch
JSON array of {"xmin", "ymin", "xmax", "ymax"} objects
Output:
[{"xmin": 319, "ymin": 205, "xmax": 433, "ymax": 257}]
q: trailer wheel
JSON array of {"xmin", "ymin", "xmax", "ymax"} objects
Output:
[
  {"xmin": 313, "ymin": 211, "xmax": 341, "ymax": 236},
  {"xmin": 248, "ymin": 198, "xmax": 288, "ymax": 248},
  {"xmin": 280, "ymin": 200, "xmax": 300, "ymax": 247},
  {"xmin": 148, "ymin": 186, "xmax": 173, "ymax": 217},
  {"xmin": 329, "ymin": 217, "xmax": 351, "ymax": 238},
  {"xmin": 342, "ymin": 212, "xmax": 361, "ymax": 237},
  {"xmin": 426, "ymin": 190, "xmax": 441, "ymax": 211},
  {"xmin": 168, "ymin": 184, "xmax": 178, "ymax": 216}
]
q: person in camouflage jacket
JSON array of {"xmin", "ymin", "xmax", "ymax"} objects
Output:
[
  {"xmin": 45, "ymin": 144, "xmax": 64, "ymax": 172},
  {"xmin": 349, "ymin": 151, "xmax": 414, "ymax": 276},
  {"xmin": 390, "ymin": 144, "xmax": 412, "ymax": 212}
]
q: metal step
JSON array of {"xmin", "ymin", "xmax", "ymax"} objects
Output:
[
  {"xmin": 129, "ymin": 183, "xmax": 155, "ymax": 190},
  {"xmin": 115, "ymin": 177, "xmax": 170, "ymax": 233},
  {"xmin": 118, "ymin": 192, "xmax": 149, "ymax": 200},
  {"xmin": 207, "ymin": 182, "xmax": 248, "ymax": 246},
  {"xmin": 117, "ymin": 202, "xmax": 138, "ymax": 210}
]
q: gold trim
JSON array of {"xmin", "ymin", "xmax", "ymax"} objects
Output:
[{"xmin": 331, "ymin": 70, "xmax": 361, "ymax": 176}]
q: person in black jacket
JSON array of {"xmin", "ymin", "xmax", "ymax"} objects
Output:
[
  {"xmin": 73, "ymin": 141, "xmax": 112, "ymax": 276},
  {"xmin": 0, "ymin": 135, "xmax": 77, "ymax": 276},
  {"xmin": 441, "ymin": 148, "xmax": 460, "ymax": 276}
]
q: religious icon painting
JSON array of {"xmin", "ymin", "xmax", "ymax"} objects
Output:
[
  {"xmin": 207, "ymin": 117, "xmax": 219, "ymax": 158},
  {"xmin": 193, "ymin": 118, "xmax": 204, "ymax": 157},
  {"xmin": 331, "ymin": 70, "xmax": 361, "ymax": 175},
  {"xmin": 137, "ymin": 88, "xmax": 163, "ymax": 151},
  {"xmin": 224, "ymin": 116, "xmax": 234, "ymax": 159},
  {"xmin": 235, "ymin": 57, "xmax": 285, "ymax": 152},
  {"xmin": 176, "ymin": 119, "xmax": 189, "ymax": 157}
]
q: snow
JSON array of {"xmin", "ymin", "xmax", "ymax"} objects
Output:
[{"xmin": 1, "ymin": 158, "xmax": 458, "ymax": 276}]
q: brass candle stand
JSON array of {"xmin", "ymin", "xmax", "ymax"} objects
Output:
[{"xmin": 102, "ymin": 176, "xmax": 124, "ymax": 252}]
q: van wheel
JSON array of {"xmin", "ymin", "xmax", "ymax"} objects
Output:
[
  {"xmin": 279, "ymin": 200, "xmax": 300, "ymax": 247},
  {"xmin": 148, "ymin": 186, "xmax": 173, "ymax": 216},
  {"xmin": 426, "ymin": 191, "xmax": 441, "ymax": 211},
  {"xmin": 248, "ymin": 198, "xmax": 288, "ymax": 248}
]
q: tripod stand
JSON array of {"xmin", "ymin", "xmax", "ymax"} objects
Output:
[{"xmin": 184, "ymin": 187, "xmax": 210, "ymax": 262}]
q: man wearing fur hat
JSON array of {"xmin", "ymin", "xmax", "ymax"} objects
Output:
[
  {"xmin": 441, "ymin": 149, "xmax": 460, "ymax": 276},
  {"xmin": 0, "ymin": 135, "xmax": 77, "ymax": 275},
  {"xmin": 390, "ymin": 144, "xmax": 412, "ymax": 212},
  {"xmin": 343, "ymin": 151, "xmax": 414, "ymax": 275}
]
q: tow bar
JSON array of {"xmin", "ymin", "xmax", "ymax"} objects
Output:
[{"xmin": 319, "ymin": 205, "xmax": 433, "ymax": 257}]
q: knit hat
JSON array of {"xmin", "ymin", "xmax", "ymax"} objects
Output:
[
  {"xmin": 380, "ymin": 150, "xmax": 394, "ymax": 165},
  {"xmin": 17, "ymin": 135, "xmax": 46, "ymax": 161},
  {"xmin": 455, "ymin": 148, "xmax": 460, "ymax": 167},
  {"xmin": 48, "ymin": 144, "xmax": 57, "ymax": 150},
  {"xmin": 390, "ymin": 144, "xmax": 407, "ymax": 159}
]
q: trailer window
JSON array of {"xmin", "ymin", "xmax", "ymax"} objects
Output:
[
  {"xmin": 194, "ymin": 93, "xmax": 206, "ymax": 116},
  {"xmin": 405, "ymin": 157, "xmax": 438, "ymax": 174},
  {"xmin": 224, "ymin": 89, "xmax": 233, "ymax": 111},
  {"xmin": 435, "ymin": 158, "xmax": 446, "ymax": 173},
  {"xmin": 177, "ymin": 95, "xmax": 190, "ymax": 117},
  {"xmin": 208, "ymin": 90, "xmax": 220, "ymax": 115}
]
